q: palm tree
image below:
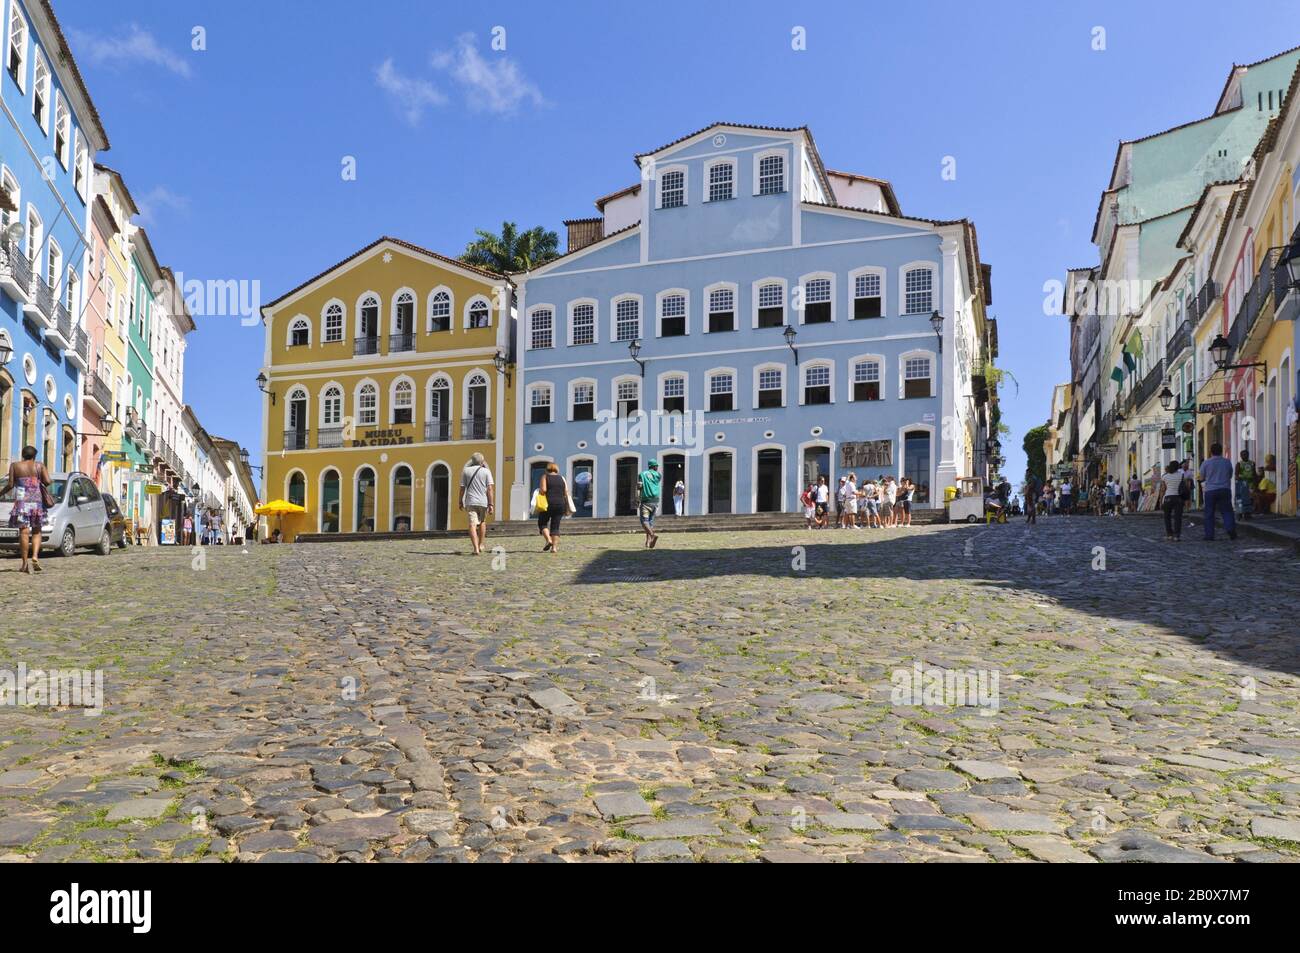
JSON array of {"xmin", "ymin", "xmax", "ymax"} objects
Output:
[{"xmin": 461, "ymin": 221, "xmax": 560, "ymax": 274}]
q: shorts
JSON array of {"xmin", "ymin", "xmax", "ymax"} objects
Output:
[
  {"xmin": 846, "ymin": 499, "xmax": 858, "ymax": 515},
  {"xmin": 880, "ymin": 501, "xmax": 894, "ymax": 517},
  {"xmin": 803, "ymin": 505, "xmax": 814, "ymax": 519},
  {"xmin": 538, "ymin": 510, "xmax": 563, "ymax": 534},
  {"xmin": 902, "ymin": 501, "xmax": 912, "ymax": 514},
  {"xmin": 466, "ymin": 505, "xmax": 489, "ymax": 527},
  {"xmin": 1129, "ymin": 491, "xmax": 1140, "ymax": 504},
  {"xmin": 865, "ymin": 499, "xmax": 879, "ymax": 514},
  {"xmin": 639, "ymin": 501, "xmax": 658, "ymax": 527}
]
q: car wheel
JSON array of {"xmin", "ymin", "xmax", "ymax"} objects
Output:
[
  {"xmin": 59, "ymin": 527, "xmax": 76, "ymax": 557},
  {"xmin": 966, "ymin": 514, "xmax": 979, "ymax": 524},
  {"xmin": 96, "ymin": 528, "xmax": 112, "ymax": 556}
]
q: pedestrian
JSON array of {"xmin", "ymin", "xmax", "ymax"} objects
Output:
[
  {"xmin": 637, "ymin": 458, "xmax": 662, "ymax": 548},
  {"xmin": 2, "ymin": 446, "xmax": 52, "ymax": 574},
  {"xmin": 800, "ymin": 483, "xmax": 816, "ymax": 529},
  {"xmin": 1058, "ymin": 476, "xmax": 1073, "ymax": 515},
  {"xmin": 1159, "ymin": 460, "xmax": 1188, "ymax": 541},
  {"xmin": 882, "ymin": 475, "xmax": 898, "ymax": 527},
  {"xmin": 1041, "ymin": 479, "xmax": 1055, "ymax": 515},
  {"xmin": 537, "ymin": 462, "xmax": 570, "ymax": 553},
  {"xmin": 1235, "ymin": 449, "xmax": 1257, "ymax": 520},
  {"xmin": 1023, "ymin": 471, "xmax": 1041, "ymax": 524},
  {"xmin": 182, "ymin": 514, "xmax": 193, "ymax": 545},
  {"xmin": 900, "ymin": 477, "xmax": 914, "ymax": 526},
  {"xmin": 1128, "ymin": 473, "xmax": 1142, "ymax": 513},
  {"xmin": 836, "ymin": 476, "xmax": 850, "ymax": 528},
  {"xmin": 459, "ymin": 451, "xmax": 495, "ymax": 555},
  {"xmin": 672, "ymin": 478, "xmax": 685, "ymax": 516},
  {"xmin": 1103, "ymin": 477, "xmax": 1118, "ymax": 516},
  {"xmin": 844, "ymin": 473, "xmax": 859, "ymax": 528},
  {"xmin": 1198, "ymin": 443, "xmax": 1238, "ymax": 541},
  {"xmin": 814, "ymin": 475, "xmax": 830, "ymax": 529}
]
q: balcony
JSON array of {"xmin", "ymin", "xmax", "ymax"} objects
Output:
[
  {"xmin": 0, "ymin": 238, "xmax": 31, "ymax": 302},
  {"xmin": 1228, "ymin": 247, "xmax": 1284, "ymax": 361},
  {"xmin": 1133, "ymin": 359, "xmax": 1166, "ymax": 410},
  {"xmin": 85, "ymin": 373, "xmax": 113, "ymax": 415},
  {"xmin": 23, "ymin": 276, "xmax": 55, "ymax": 329},
  {"xmin": 460, "ymin": 416, "xmax": 492, "ymax": 441},
  {"xmin": 389, "ymin": 331, "xmax": 415, "ymax": 352},
  {"xmin": 67, "ymin": 326, "xmax": 90, "ymax": 371},
  {"xmin": 1166, "ymin": 321, "xmax": 1191, "ymax": 365},
  {"xmin": 1186, "ymin": 279, "xmax": 1218, "ymax": 328},
  {"xmin": 318, "ymin": 427, "xmax": 344, "ymax": 448},
  {"xmin": 425, "ymin": 419, "xmax": 451, "ymax": 442},
  {"xmin": 354, "ymin": 336, "xmax": 380, "ymax": 356},
  {"xmin": 284, "ymin": 429, "xmax": 310, "ymax": 451},
  {"xmin": 47, "ymin": 301, "xmax": 73, "ymax": 350}
]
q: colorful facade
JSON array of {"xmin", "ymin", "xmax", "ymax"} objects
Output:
[{"xmin": 259, "ymin": 237, "xmax": 516, "ymax": 540}]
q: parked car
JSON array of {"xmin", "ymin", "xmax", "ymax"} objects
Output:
[
  {"xmin": 0, "ymin": 471, "xmax": 114, "ymax": 556},
  {"xmin": 101, "ymin": 492, "xmax": 128, "ymax": 548}
]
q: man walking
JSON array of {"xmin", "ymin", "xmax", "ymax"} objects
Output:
[
  {"xmin": 459, "ymin": 451, "xmax": 495, "ymax": 555},
  {"xmin": 1199, "ymin": 443, "xmax": 1237, "ymax": 541},
  {"xmin": 637, "ymin": 458, "xmax": 661, "ymax": 548},
  {"xmin": 1024, "ymin": 471, "xmax": 1040, "ymax": 524},
  {"xmin": 1235, "ymin": 449, "xmax": 1257, "ymax": 520}
]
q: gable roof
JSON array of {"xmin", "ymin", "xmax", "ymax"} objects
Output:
[
  {"xmin": 261, "ymin": 236, "xmax": 508, "ymax": 314},
  {"xmin": 824, "ymin": 169, "xmax": 901, "ymax": 216}
]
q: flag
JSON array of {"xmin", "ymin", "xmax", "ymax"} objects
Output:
[
  {"xmin": 1110, "ymin": 366, "xmax": 1125, "ymax": 384},
  {"xmin": 1122, "ymin": 348, "xmax": 1136, "ymax": 372},
  {"xmin": 1127, "ymin": 330, "xmax": 1144, "ymax": 359}
]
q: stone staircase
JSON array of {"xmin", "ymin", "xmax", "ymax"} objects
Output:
[{"xmin": 293, "ymin": 508, "xmax": 948, "ymax": 544}]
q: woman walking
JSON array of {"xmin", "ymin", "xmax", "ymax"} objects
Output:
[
  {"xmin": 3, "ymin": 447, "xmax": 52, "ymax": 573},
  {"xmin": 1159, "ymin": 460, "xmax": 1188, "ymax": 541},
  {"xmin": 537, "ymin": 462, "xmax": 570, "ymax": 553}
]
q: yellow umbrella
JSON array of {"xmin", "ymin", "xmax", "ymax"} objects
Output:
[{"xmin": 254, "ymin": 499, "xmax": 306, "ymax": 541}]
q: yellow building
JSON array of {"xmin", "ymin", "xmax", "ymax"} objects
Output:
[{"xmin": 259, "ymin": 237, "xmax": 517, "ymax": 540}]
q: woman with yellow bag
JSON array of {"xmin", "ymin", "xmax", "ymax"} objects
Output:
[{"xmin": 535, "ymin": 462, "xmax": 573, "ymax": 553}]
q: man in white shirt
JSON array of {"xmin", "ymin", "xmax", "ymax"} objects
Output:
[{"xmin": 814, "ymin": 476, "xmax": 830, "ymax": 528}]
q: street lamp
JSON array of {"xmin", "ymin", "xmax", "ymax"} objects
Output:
[
  {"xmin": 930, "ymin": 311, "xmax": 944, "ymax": 352},
  {"xmin": 255, "ymin": 371, "xmax": 276, "ymax": 405},
  {"xmin": 492, "ymin": 350, "xmax": 513, "ymax": 386},
  {"xmin": 1208, "ymin": 334, "xmax": 1231, "ymax": 371},
  {"xmin": 1281, "ymin": 232, "xmax": 1300, "ymax": 289},
  {"xmin": 628, "ymin": 338, "xmax": 645, "ymax": 377},
  {"xmin": 783, "ymin": 324, "xmax": 799, "ymax": 365},
  {"xmin": 239, "ymin": 446, "xmax": 264, "ymax": 477},
  {"xmin": 0, "ymin": 336, "xmax": 12, "ymax": 366},
  {"xmin": 1158, "ymin": 385, "xmax": 1176, "ymax": 412}
]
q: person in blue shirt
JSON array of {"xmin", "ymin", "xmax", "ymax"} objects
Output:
[
  {"xmin": 637, "ymin": 459, "xmax": 662, "ymax": 549},
  {"xmin": 1198, "ymin": 443, "xmax": 1238, "ymax": 541}
]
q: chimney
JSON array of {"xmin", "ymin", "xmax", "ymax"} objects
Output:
[{"xmin": 563, "ymin": 218, "xmax": 602, "ymax": 254}]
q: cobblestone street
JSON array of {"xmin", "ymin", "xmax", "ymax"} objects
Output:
[{"xmin": 2, "ymin": 517, "xmax": 1299, "ymax": 863}]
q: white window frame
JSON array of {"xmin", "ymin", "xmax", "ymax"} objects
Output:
[
  {"xmin": 799, "ymin": 360, "xmax": 835, "ymax": 406},
  {"xmin": 567, "ymin": 297, "xmax": 598, "ymax": 346},
  {"xmin": 848, "ymin": 265, "xmax": 887, "ymax": 319},
  {"xmin": 704, "ymin": 157, "xmax": 737, "ymax": 203},
  {"xmin": 355, "ymin": 379, "xmax": 379, "ymax": 427},
  {"xmin": 847, "ymin": 353, "xmax": 886, "ymax": 402},
  {"xmin": 796, "ymin": 271, "xmax": 836, "ymax": 325},
  {"xmin": 427, "ymin": 372, "xmax": 454, "ymax": 424},
  {"xmin": 611, "ymin": 374, "xmax": 642, "ymax": 417},
  {"xmin": 464, "ymin": 294, "xmax": 492, "ymax": 330},
  {"xmin": 657, "ymin": 370, "xmax": 688, "ymax": 413},
  {"xmin": 462, "ymin": 368, "xmax": 491, "ymax": 423},
  {"xmin": 53, "ymin": 90, "xmax": 69, "ymax": 168},
  {"xmin": 900, "ymin": 262, "xmax": 937, "ymax": 315},
  {"xmin": 24, "ymin": 204, "xmax": 40, "ymax": 263},
  {"xmin": 703, "ymin": 281, "xmax": 738, "ymax": 334},
  {"xmin": 655, "ymin": 288, "xmax": 690, "ymax": 337},
  {"xmin": 752, "ymin": 362, "xmax": 786, "ymax": 409},
  {"xmin": 751, "ymin": 277, "xmax": 788, "ymax": 329},
  {"xmin": 7, "ymin": 3, "xmax": 28, "ymax": 93},
  {"xmin": 611, "ymin": 293, "xmax": 643, "ymax": 343},
  {"xmin": 655, "ymin": 164, "xmax": 688, "ymax": 210},
  {"xmin": 0, "ymin": 166, "xmax": 19, "ymax": 233},
  {"xmin": 527, "ymin": 304, "xmax": 555, "ymax": 350},
  {"xmin": 319, "ymin": 381, "xmax": 344, "ymax": 427},
  {"xmin": 284, "ymin": 385, "xmax": 310, "ymax": 432},
  {"xmin": 46, "ymin": 236, "xmax": 60, "ymax": 291},
  {"xmin": 899, "ymin": 348, "xmax": 936, "ymax": 399},
  {"xmin": 705, "ymin": 366, "xmax": 738, "ymax": 413},
  {"xmin": 568, "ymin": 377, "xmax": 597, "ymax": 421},
  {"xmin": 389, "ymin": 375, "xmax": 415, "ymax": 425},
  {"xmin": 427, "ymin": 286, "xmax": 453, "ymax": 333},
  {"xmin": 286, "ymin": 315, "xmax": 312, "ymax": 348},
  {"xmin": 355, "ymin": 291, "xmax": 381, "ymax": 339},
  {"xmin": 752, "ymin": 149, "xmax": 788, "ymax": 196},
  {"xmin": 322, "ymin": 298, "xmax": 345, "ymax": 342},
  {"xmin": 526, "ymin": 382, "xmax": 554, "ymax": 424},
  {"xmin": 390, "ymin": 287, "xmax": 417, "ymax": 333},
  {"xmin": 31, "ymin": 46, "xmax": 48, "ymax": 133}
]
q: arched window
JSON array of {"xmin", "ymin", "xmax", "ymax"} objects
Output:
[
  {"xmin": 427, "ymin": 374, "xmax": 451, "ymax": 441},
  {"xmin": 466, "ymin": 297, "xmax": 491, "ymax": 329},
  {"xmin": 851, "ymin": 357, "xmax": 883, "ymax": 401},
  {"xmin": 900, "ymin": 351, "xmax": 934, "ymax": 398},
  {"xmin": 707, "ymin": 370, "xmax": 735, "ymax": 412},
  {"xmin": 614, "ymin": 377, "xmax": 640, "ymax": 417},
  {"xmin": 7, "ymin": 4, "xmax": 28, "ymax": 92},
  {"xmin": 799, "ymin": 274, "xmax": 833, "ymax": 324},
  {"xmin": 285, "ymin": 386, "xmax": 309, "ymax": 446},
  {"xmin": 356, "ymin": 293, "xmax": 380, "ymax": 352},
  {"xmin": 357, "ymin": 382, "xmax": 378, "ymax": 426},
  {"xmin": 321, "ymin": 383, "xmax": 343, "ymax": 427},
  {"xmin": 802, "ymin": 362, "xmax": 833, "ymax": 405},
  {"xmin": 54, "ymin": 93, "xmax": 69, "ymax": 167},
  {"xmin": 657, "ymin": 291, "xmax": 686, "ymax": 337},
  {"xmin": 706, "ymin": 285, "xmax": 736, "ymax": 333},
  {"xmin": 569, "ymin": 300, "xmax": 596, "ymax": 345},
  {"xmin": 529, "ymin": 307, "xmax": 553, "ymax": 350},
  {"xmin": 570, "ymin": 379, "xmax": 596, "ymax": 421},
  {"xmin": 288, "ymin": 316, "xmax": 310, "ymax": 347},
  {"xmin": 464, "ymin": 371, "xmax": 490, "ymax": 438},
  {"xmin": 613, "ymin": 296, "xmax": 641, "ymax": 342},
  {"xmin": 322, "ymin": 302, "xmax": 344, "ymax": 342},
  {"xmin": 320, "ymin": 469, "xmax": 341, "ymax": 533},
  {"xmin": 528, "ymin": 383, "xmax": 553, "ymax": 424},
  {"xmin": 903, "ymin": 265, "xmax": 935, "ymax": 314},
  {"xmin": 391, "ymin": 378, "xmax": 413, "ymax": 424},
  {"xmin": 705, "ymin": 158, "xmax": 735, "ymax": 202},
  {"xmin": 428, "ymin": 289, "xmax": 451, "ymax": 332},
  {"xmin": 391, "ymin": 465, "xmax": 412, "ymax": 532},
  {"xmin": 755, "ymin": 281, "xmax": 785, "ymax": 328},
  {"xmin": 32, "ymin": 48, "xmax": 49, "ymax": 129},
  {"xmin": 287, "ymin": 471, "xmax": 306, "ymax": 508},
  {"xmin": 755, "ymin": 365, "xmax": 784, "ymax": 409},
  {"xmin": 392, "ymin": 290, "xmax": 415, "ymax": 350},
  {"xmin": 355, "ymin": 467, "xmax": 376, "ymax": 532},
  {"xmin": 660, "ymin": 374, "xmax": 686, "ymax": 414}
]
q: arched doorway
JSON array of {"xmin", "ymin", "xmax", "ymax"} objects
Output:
[
  {"xmin": 903, "ymin": 431, "xmax": 931, "ymax": 505},
  {"xmin": 707, "ymin": 450, "xmax": 733, "ymax": 513},
  {"xmin": 288, "ymin": 471, "xmax": 306, "ymax": 507},
  {"xmin": 660, "ymin": 453, "xmax": 685, "ymax": 516},
  {"xmin": 391, "ymin": 465, "xmax": 412, "ymax": 531},
  {"xmin": 426, "ymin": 463, "xmax": 449, "ymax": 530},
  {"xmin": 614, "ymin": 455, "xmax": 638, "ymax": 516},
  {"xmin": 355, "ymin": 466, "xmax": 376, "ymax": 532},
  {"xmin": 755, "ymin": 448, "xmax": 782, "ymax": 512},
  {"xmin": 320, "ymin": 469, "xmax": 340, "ymax": 532}
]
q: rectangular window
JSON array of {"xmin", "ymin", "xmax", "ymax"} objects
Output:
[
  {"xmin": 904, "ymin": 357, "xmax": 931, "ymax": 398},
  {"xmin": 615, "ymin": 299, "xmax": 640, "ymax": 342},
  {"xmin": 617, "ymin": 380, "xmax": 639, "ymax": 417},
  {"xmin": 758, "ymin": 155, "xmax": 784, "ymax": 195},
  {"xmin": 853, "ymin": 361, "xmax": 881, "ymax": 401},
  {"xmin": 708, "ymin": 288, "xmax": 735, "ymax": 333},
  {"xmin": 757, "ymin": 368, "xmax": 783, "ymax": 408},
  {"xmin": 708, "ymin": 162, "xmax": 734, "ymax": 202},
  {"xmin": 803, "ymin": 278, "xmax": 831, "ymax": 323},
  {"xmin": 757, "ymin": 283, "xmax": 785, "ymax": 328},
  {"xmin": 804, "ymin": 364, "xmax": 831, "ymax": 404},
  {"xmin": 571, "ymin": 303, "xmax": 595, "ymax": 345},
  {"xmin": 904, "ymin": 268, "xmax": 933, "ymax": 314},
  {"xmin": 660, "ymin": 170, "xmax": 684, "ymax": 209},
  {"xmin": 659, "ymin": 294, "xmax": 686, "ymax": 337},
  {"xmin": 530, "ymin": 309, "xmax": 553, "ymax": 349},
  {"xmin": 572, "ymin": 382, "xmax": 595, "ymax": 421},
  {"xmin": 530, "ymin": 387, "xmax": 552, "ymax": 424},
  {"xmin": 662, "ymin": 376, "xmax": 685, "ymax": 414},
  {"xmin": 708, "ymin": 374, "xmax": 734, "ymax": 412},
  {"xmin": 854, "ymin": 273, "xmax": 882, "ymax": 319}
]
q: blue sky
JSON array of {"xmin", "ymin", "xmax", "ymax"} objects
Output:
[{"xmin": 57, "ymin": 0, "xmax": 1300, "ymax": 490}]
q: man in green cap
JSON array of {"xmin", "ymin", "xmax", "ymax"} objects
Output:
[{"xmin": 637, "ymin": 459, "xmax": 662, "ymax": 548}]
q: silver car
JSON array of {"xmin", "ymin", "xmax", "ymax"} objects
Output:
[{"xmin": 0, "ymin": 470, "xmax": 115, "ymax": 557}]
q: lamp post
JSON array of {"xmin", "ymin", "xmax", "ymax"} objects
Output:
[
  {"xmin": 239, "ymin": 446, "xmax": 264, "ymax": 477},
  {"xmin": 492, "ymin": 350, "xmax": 513, "ymax": 387},
  {"xmin": 0, "ymin": 336, "xmax": 12, "ymax": 366},
  {"xmin": 930, "ymin": 310, "xmax": 944, "ymax": 352},
  {"xmin": 628, "ymin": 339, "xmax": 645, "ymax": 377},
  {"xmin": 1208, "ymin": 332, "xmax": 1265, "ymax": 379},
  {"xmin": 1158, "ymin": 385, "xmax": 1176, "ymax": 412},
  {"xmin": 783, "ymin": 324, "xmax": 799, "ymax": 365},
  {"xmin": 255, "ymin": 371, "xmax": 276, "ymax": 405}
]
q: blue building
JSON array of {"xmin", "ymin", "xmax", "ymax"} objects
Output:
[
  {"xmin": 512, "ymin": 123, "xmax": 993, "ymax": 519},
  {"xmin": 0, "ymin": 0, "xmax": 107, "ymax": 473}
]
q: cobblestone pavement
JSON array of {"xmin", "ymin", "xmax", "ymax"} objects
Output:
[{"xmin": 2, "ymin": 516, "xmax": 1299, "ymax": 863}]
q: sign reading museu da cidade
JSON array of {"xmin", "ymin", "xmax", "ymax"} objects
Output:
[{"xmin": 351, "ymin": 427, "xmax": 414, "ymax": 447}]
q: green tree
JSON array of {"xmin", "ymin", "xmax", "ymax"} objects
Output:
[
  {"xmin": 1022, "ymin": 424, "xmax": 1049, "ymax": 483},
  {"xmin": 460, "ymin": 221, "xmax": 560, "ymax": 274}
]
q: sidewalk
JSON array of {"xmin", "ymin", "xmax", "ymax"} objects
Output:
[{"xmin": 1126, "ymin": 509, "xmax": 1300, "ymax": 553}]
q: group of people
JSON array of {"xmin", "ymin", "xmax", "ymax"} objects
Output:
[
  {"xmin": 1232, "ymin": 449, "xmax": 1278, "ymax": 519},
  {"xmin": 799, "ymin": 473, "xmax": 916, "ymax": 529}
]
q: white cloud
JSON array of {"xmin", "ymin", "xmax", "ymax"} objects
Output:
[
  {"xmin": 431, "ymin": 33, "xmax": 545, "ymax": 115},
  {"xmin": 374, "ymin": 58, "xmax": 448, "ymax": 126},
  {"xmin": 136, "ymin": 185, "xmax": 190, "ymax": 224},
  {"xmin": 71, "ymin": 25, "xmax": 193, "ymax": 78}
]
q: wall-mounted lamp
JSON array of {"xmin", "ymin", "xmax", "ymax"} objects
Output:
[
  {"xmin": 628, "ymin": 339, "xmax": 646, "ymax": 377},
  {"xmin": 783, "ymin": 324, "xmax": 799, "ymax": 365},
  {"xmin": 256, "ymin": 371, "xmax": 276, "ymax": 405}
]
